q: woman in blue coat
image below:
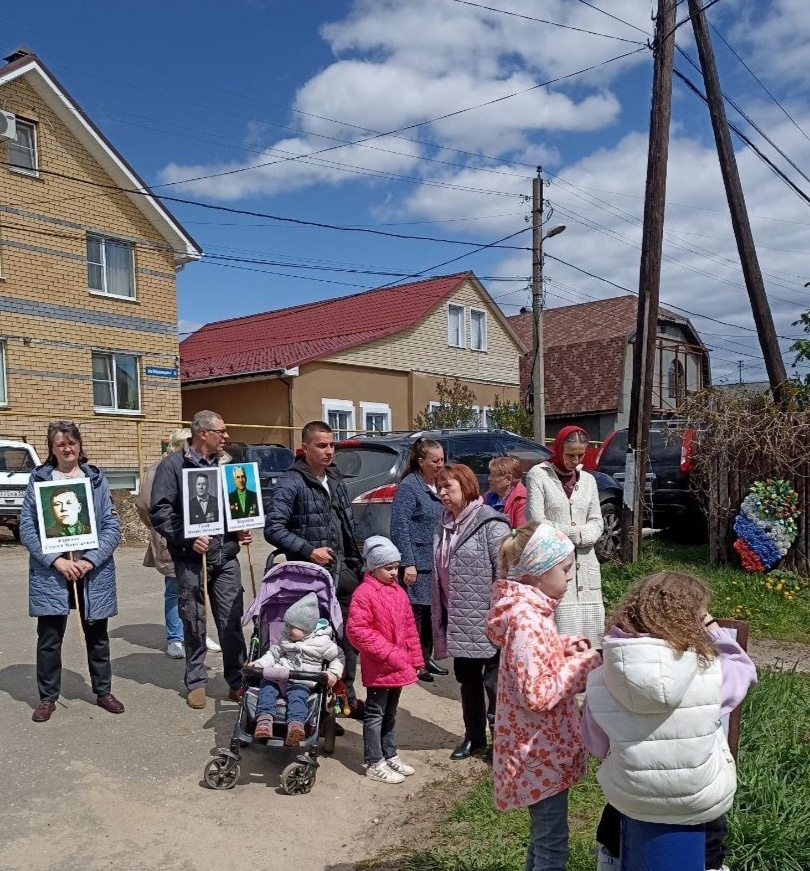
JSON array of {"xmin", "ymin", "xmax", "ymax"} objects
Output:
[
  {"xmin": 20, "ymin": 420, "xmax": 124, "ymax": 723},
  {"xmin": 390, "ymin": 437, "xmax": 447, "ymax": 682}
]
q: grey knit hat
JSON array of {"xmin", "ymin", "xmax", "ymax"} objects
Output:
[
  {"xmin": 284, "ymin": 592, "xmax": 320, "ymax": 634},
  {"xmin": 363, "ymin": 535, "xmax": 402, "ymax": 572}
]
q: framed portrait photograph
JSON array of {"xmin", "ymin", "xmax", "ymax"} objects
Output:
[
  {"xmin": 221, "ymin": 461, "xmax": 265, "ymax": 531},
  {"xmin": 182, "ymin": 467, "xmax": 225, "ymax": 538},
  {"xmin": 34, "ymin": 479, "xmax": 99, "ymax": 555}
]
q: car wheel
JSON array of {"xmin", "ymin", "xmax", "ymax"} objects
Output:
[{"xmin": 596, "ymin": 502, "xmax": 621, "ymax": 562}]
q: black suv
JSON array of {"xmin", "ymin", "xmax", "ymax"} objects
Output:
[
  {"xmin": 224, "ymin": 442, "xmax": 294, "ymax": 511},
  {"xmin": 333, "ymin": 429, "xmax": 623, "ymax": 561},
  {"xmin": 596, "ymin": 423, "xmax": 705, "ymax": 541}
]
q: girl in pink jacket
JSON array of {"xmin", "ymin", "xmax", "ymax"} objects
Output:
[
  {"xmin": 346, "ymin": 536, "xmax": 424, "ymax": 785},
  {"xmin": 486, "ymin": 523, "xmax": 602, "ymax": 871}
]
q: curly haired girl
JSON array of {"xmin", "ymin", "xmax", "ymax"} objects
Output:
[{"xmin": 583, "ymin": 571, "xmax": 757, "ymax": 871}]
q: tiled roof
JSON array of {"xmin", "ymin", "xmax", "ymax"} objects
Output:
[
  {"xmin": 181, "ymin": 272, "xmax": 476, "ymax": 382},
  {"xmin": 508, "ymin": 296, "xmax": 645, "ymax": 417}
]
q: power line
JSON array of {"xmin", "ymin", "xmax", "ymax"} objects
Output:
[{"xmin": 443, "ymin": 0, "xmax": 643, "ymax": 43}]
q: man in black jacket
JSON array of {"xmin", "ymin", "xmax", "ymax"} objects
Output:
[
  {"xmin": 150, "ymin": 410, "xmax": 250, "ymax": 710},
  {"xmin": 264, "ymin": 420, "xmax": 363, "ymax": 712}
]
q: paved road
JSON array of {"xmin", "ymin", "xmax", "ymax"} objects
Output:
[{"xmin": 0, "ymin": 536, "xmax": 465, "ymax": 871}]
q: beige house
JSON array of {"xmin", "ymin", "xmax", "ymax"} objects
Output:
[
  {"xmin": 0, "ymin": 48, "xmax": 201, "ymax": 485},
  {"xmin": 180, "ymin": 272, "xmax": 525, "ymax": 446}
]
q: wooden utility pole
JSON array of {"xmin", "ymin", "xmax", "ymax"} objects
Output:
[
  {"xmin": 532, "ymin": 170, "xmax": 545, "ymax": 445},
  {"xmin": 621, "ymin": 0, "xmax": 677, "ymax": 563},
  {"xmin": 688, "ymin": 0, "xmax": 788, "ymax": 406}
]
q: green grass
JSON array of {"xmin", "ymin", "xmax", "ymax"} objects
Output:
[
  {"xmin": 378, "ymin": 673, "xmax": 810, "ymax": 871},
  {"xmin": 600, "ymin": 538, "xmax": 810, "ymax": 643}
]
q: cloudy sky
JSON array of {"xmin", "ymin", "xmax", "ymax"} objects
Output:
[{"xmin": 4, "ymin": 0, "xmax": 810, "ymax": 385}]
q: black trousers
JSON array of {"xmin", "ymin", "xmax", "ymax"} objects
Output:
[
  {"xmin": 597, "ymin": 803, "xmax": 728, "ymax": 868},
  {"xmin": 36, "ymin": 580, "xmax": 111, "ymax": 701},
  {"xmin": 411, "ymin": 603, "xmax": 433, "ymax": 668},
  {"xmin": 337, "ymin": 597, "xmax": 359, "ymax": 703},
  {"xmin": 453, "ymin": 653, "xmax": 500, "ymax": 743}
]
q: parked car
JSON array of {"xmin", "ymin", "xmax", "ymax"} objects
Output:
[
  {"xmin": 0, "ymin": 438, "xmax": 42, "ymax": 541},
  {"xmin": 333, "ymin": 429, "xmax": 623, "ymax": 562},
  {"xmin": 596, "ymin": 422, "xmax": 706, "ymax": 542},
  {"xmin": 224, "ymin": 442, "xmax": 294, "ymax": 512}
]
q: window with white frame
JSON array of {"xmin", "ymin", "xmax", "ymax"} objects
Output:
[
  {"xmin": 448, "ymin": 303, "xmax": 465, "ymax": 348},
  {"xmin": 92, "ymin": 352, "xmax": 141, "ymax": 412},
  {"xmin": 360, "ymin": 401, "xmax": 391, "ymax": 434},
  {"xmin": 668, "ymin": 359, "xmax": 686, "ymax": 400},
  {"xmin": 470, "ymin": 308, "xmax": 487, "ymax": 351},
  {"xmin": 87, "ymin": 234, "xmax": 135, "ymax": 298},
  {"xmin": 322, "ymin": 398, "xmax": 355, "ymax": 440},
  {"xmin": 8, "ymin": 119, "xmax": 38, "ymax": 176},
  {"xmin": 0, "ymin": 341, "xmax": 7, "ymax": 406}
]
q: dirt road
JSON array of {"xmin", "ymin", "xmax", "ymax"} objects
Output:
[{"xmin": 0, "ymin": 538, "xmax": 469, "ymax": 871}]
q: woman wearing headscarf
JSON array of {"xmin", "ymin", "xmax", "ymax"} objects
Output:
[{"xmin": 525, "ymin": 426, "xmax": 605, "ymax": 648}]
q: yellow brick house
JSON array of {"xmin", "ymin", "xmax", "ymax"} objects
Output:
[{"xmin": 0, "ymin": 48, "xmax": 201, "ymax": 486}]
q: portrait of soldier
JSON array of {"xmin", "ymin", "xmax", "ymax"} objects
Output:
[
  {"xmin": 188, "ymin": 471, "xmax": 219, "ymax": 525},
  {"xmin": 228, "ymin": 465, "xmax": 260, "ymax": 519},
  {"xmin": 44, "ymin": 486, "xmax": 91, "ymax": 538}
]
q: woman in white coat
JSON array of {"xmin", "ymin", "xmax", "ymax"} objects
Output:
[{"xmin": 525, "ymin": 426, "xmax": 605, "ymax": 647}]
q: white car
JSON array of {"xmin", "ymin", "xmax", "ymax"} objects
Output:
[{"xmin": 0, "ymin": 439, "xmax": 42, "ymax": 541}]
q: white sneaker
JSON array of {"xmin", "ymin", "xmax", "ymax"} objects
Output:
[
  {"xmin": 365, "ymin": 761, "xmax": 404, "ymax": 784},
  {"xmin": 205, "ymin": 636, "xmax": 221, "ymax": 652},
  {"xmin": 385, "ymin": 755, "xmax": 415, "ymax": 776},
  {"xmin": 593, "ymin": 846, "xmax": 620, "ymax": 871},
  {"xmin": 166, "ymin": 641, "xmax": 184, "ymax": 659}
]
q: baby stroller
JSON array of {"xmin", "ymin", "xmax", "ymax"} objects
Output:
[{"xmin": 203, "ymin": 561, "xmax": 344, "ymax": 794}]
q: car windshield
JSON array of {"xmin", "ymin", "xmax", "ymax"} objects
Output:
[
  {"xmin": 246, "ymin": 446, "xmax": 294, "ymax": 474},
  {"xmin": 0, "ymin": 447, "xmax": 35, "ymax": 473},
  {"xmin": 333, "ymin": 446, "xmax": 400, "ymax": 480}
]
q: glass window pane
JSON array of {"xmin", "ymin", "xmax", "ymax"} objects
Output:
[
  {"xmin": 105, "ymin": 240, "xmax": 134, "ymax": 297},
  {"xmin": 448, "ymin": 305, "xmax": 463, "ymax": 347},
  {"xmin": 92, "ymin": 354, "xmax": 113, "ymax": 407},
  {"xmin": 0, "ymin": 343, "xmax": 6, "ymax": 405},
  {"xmin": 114, "ymin": 355, "xmax": 140, "ymax": 410},
  {"xmin": 471, "ymin": 311, "xmax": 485, "ymax": 350},
  {"xmin": 9, "ymin": 122, "xmax": 36, "ymax": 172},
  {"xmin": 88, "ymin": 263, "xmax": 103, "ymax": 291}
]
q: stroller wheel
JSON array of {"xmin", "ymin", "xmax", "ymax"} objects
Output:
[
  {"xmin": 281, "ymin": 761, "xmax": 316, "ymax": 795},
  {"xmin": 204, "ymin": 756, "xmax": 240, "ymax": 790}
]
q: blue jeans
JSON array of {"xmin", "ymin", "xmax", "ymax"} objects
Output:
[
  {"xmin": 363, "ymin": 686, "xmax": 402, "ymax": 765},
  {"xmin": 525, "ymin": 789, "xmax": 569, "ymax": 871},
  {"xmin": 256, "ymin": 680, "xmax": 310, "ymax": 724},
  {"xmin": 164, "ymin": 576, "xmax": 183, "ymax": 643}
]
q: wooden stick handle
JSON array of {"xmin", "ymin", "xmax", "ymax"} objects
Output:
[
  {"xmin": 68, "ymin": 552, "xmax": 85, "ymax": 648},
  {"xmin": 245, "ymin": 542, "xmax": 257, "ymax": 598},
  {"xmin": 201, "ymin": 556, "xmax": 210, "ymax": 650}
]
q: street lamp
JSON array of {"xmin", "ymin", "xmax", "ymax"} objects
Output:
[{"xmin": 532, "ymin": 223, "xmax": 566, "ymax": 445}]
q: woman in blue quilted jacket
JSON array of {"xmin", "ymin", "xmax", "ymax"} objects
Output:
[{"xmin": 20, "ymin": 420, "xmax": 124, "ymax": 723}]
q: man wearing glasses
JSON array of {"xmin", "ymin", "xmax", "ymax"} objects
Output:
[{"xmin": 150, "ymin": 410, "xmax": 250, "ymax": 710}]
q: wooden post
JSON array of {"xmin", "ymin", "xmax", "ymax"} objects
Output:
[
  {"xmin": 621, "ymin": 0, "xmax": 677, "ymax": 563},
  {"xmin": 68, "ymin": 553, "xmax": 85, "ymax": 647},
  {"xmin": 531, "ymin": 170, "xmax": 545, "ymax": 445},
  {"xmin": 687, "ymin": 0, "xmax": 789, "ymax": 407},
  {"xmin": 245, "ymin": 542, "xmax": 258, "ymax": 599},
  {"xmin": 201, "ymin": 557, "xmax": 210, "ymax": 647}
]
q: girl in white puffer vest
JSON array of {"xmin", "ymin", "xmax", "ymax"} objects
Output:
[{"xmin": 582, "ymin": 571, "xmax": 757, "ymax": 871}]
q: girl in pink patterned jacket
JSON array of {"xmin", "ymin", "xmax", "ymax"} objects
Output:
[{"xmin": 485, "ymin": 523, "xmax": 602, "ymax": 871}]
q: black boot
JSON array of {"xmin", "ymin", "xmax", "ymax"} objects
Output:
[{"xmin": 427, "ymin": 659, "xmax": 449, "ymax": 676}]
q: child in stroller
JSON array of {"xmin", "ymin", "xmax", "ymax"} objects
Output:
[
  {"xmin": 247, "ymin": 591, "xmax": 345, "ymax": 745},
  {"xmin": 203, "ymin": 561, "xmax": 345, "ymax": 793}
]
